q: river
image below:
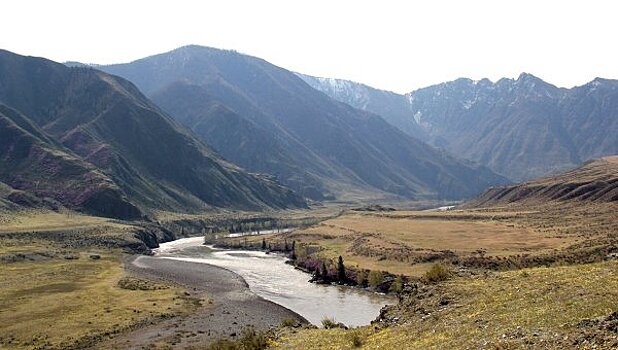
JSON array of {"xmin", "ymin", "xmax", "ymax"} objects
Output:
[{"xmin": 153, "ymin": 237, "xmax": 396, "ymax": 327}]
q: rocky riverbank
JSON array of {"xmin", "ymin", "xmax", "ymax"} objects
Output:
[{"xmin": 93, "ymin": 255, "xmax": 307, "ymax": 349}]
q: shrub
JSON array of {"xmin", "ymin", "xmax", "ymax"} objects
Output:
[
  {"xmin": 356, "ymin": 269, "xmax": 367, "ymax": 287},
  {"xmin": 281, "ymin": 318, "xmax": 300, "ymax": 328},
  {"xmin": 321, "ymin": 316, "xmax": 347, "ymax": 329},
  {"xmin": 321, "ymin": 316, "xmax": 338, "ymax": 329},
  {"xmin": 207, "ymin": 327, "xmax": 270, "ymax": 350},
  {"xmin": 368, "ymin": 270, "xmax": 384, "ymax": 288},
  {"xmin": 389, "ymin": 275, "xmax": 403, "ymax": 294},
  {"xmin": 239, "ymin": 327, "xmax": 269, "ymax": 349},
  {"xmin": 208, "ymin": 339, "xmax": 240, "ymax": 350},
  {"xmin": 348, "ymin": 329, "xmax": 367, "ymax": 347},
  {"xmin": 422, "ymin": 263, "xmax": 451, "ymax": 283}
]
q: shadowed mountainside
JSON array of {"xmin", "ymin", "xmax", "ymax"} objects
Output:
[
  {"xmin": 0, "ymin": 49, "xmax": 306, "ymax": 218},
  {"xmin": 101, "ymin": 45, "xmax": 507, "ymax": 201}
]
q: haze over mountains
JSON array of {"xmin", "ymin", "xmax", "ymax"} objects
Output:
[
  {"xmin": 299, "ymin": 73, "xmax": 618, "ymax": 182},
  {"xmin": 0, "ymin": 49, "xmax": 305, "ymax": 219},
  {"xmin": 100, "ymin": 45, "xmax": 505, "ymax": 202}
]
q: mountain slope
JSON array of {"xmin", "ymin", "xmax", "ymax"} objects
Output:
[
  {"xmin": 465, "ymin": 156, "xmax": 618, "ymax": 207},
  {"xmin": 101, "ymin": 45, "xmax": 506, "ymax": 201},
  {"xmin": 150, "ymin": 81, "xmax": 333, "ymax": 200},
  {"xmin": 296, "ymin": 74, "xmax": 423, "ymax": 139},
  {"xmin": 0, "ymin": 49, "xmax": 305, "ymax": 217},
  {"xmin": 304, "ymin": 72, "xmax": 618, "ymax": 182},
  {"xmin": 0, "ymin": 104, "xmax": 142, "ymax": 218},
  {"xmin": 406, "ymin": 74, "xmax": 578, "ymax": 180}
]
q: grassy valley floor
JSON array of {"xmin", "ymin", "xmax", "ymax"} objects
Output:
[
  {"xmin": 2, "ymin": 200, "xmax": 617, "ymax": 349},
  {"xmin": 212, "ymin": 202, "xmax": 618, "ymax": 349},
  {"xmin": 0, "ymin": 209, "xmax": 308, "ymax": 349},
  {"xmin": 229, "ymin": 202, "xmax": 617, "ymax": 276},
  {"xmin": 0, "ymin": 210, "xmax": 200, "ymax": 349}
]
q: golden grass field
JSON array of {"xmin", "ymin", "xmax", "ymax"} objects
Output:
[
  {"xmin": 0, "ymin": 253, "xmax": 199, "ymax": 349},
  {"xmin": 274, "ymin": 260, "xmax": 618, "ymax": 349},
  {"xmin": 235, "ymin": 201, "xmax": 616, "ymax": 349},
  {"xmin": 0, "ymin": 211, "xmax": 201, "ymax": 350},
  {"xmin": 0, "ymin": 210, "xmax": 126, "ymax": 233},
  {"xmin": 228, "ymin": 202, "xmax": 616, "ymax": 277}
]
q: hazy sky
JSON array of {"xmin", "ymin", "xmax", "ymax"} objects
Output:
[{"xmin": 2, "ymin": 0, "xmax": 617, "ymax": 93}]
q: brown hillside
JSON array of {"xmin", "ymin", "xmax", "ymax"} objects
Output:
[{"xmin": 465, "ymin": 156, "xmax": 618, "ymax": 207}]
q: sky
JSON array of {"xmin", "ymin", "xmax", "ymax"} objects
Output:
[{"xmin": 1, "ymin": 0, "xmax": 617, "ymax": 93}]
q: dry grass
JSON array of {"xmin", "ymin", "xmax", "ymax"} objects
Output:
[
  {"xmin": 153, "ymin": 205, "xmax": 342, "ymax": 223},
  {"xmin": 0, "ymin": 209, "xmax": 128, "ymax": 233},
  {"xmin": 0, "ymin": 210, "xmax": 206, "ymax": 349},
  {"xmin": 271, "ymin": 200, "xmax": 618, "ymax": 349},
  {"xmin": 0, "ymin": 251, "xmax": 198, "ymax": 349},
  {"xmin": 235, "ymin": 203, "xmax": 606, "ymax": 276},
  {"xmin": 326, "ymin": 214, "xmax": 571, "ymax": 254},
  {"xmin": 274, "ymin": 261, "xmax": 618, "ymax": 349}
]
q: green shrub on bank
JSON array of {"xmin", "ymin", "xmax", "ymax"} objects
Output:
[{"xmin": 422, "ymin": 263, "xmax": 451, "ymax": 283}]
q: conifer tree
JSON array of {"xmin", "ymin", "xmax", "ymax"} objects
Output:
[{"xmin": 337, "ymin": 256, "xmax": 346, "ymax": 282}]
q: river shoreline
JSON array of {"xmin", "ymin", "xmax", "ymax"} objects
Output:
[
  {"xmin": 94, "ymin": 254, "xmax": 307, "ymax": 349},
  {"xmin": 158, "ymin": 238, "xmax": 396, "ymax": 327}
]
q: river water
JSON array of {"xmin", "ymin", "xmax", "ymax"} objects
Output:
[{"xmin": 153, "ymin": 237, "xmax": 396, "ymax": 327}]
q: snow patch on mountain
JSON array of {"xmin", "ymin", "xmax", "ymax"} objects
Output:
[{"xmin": 297, "ymin": 73, "xmax": 371, "ymax": 109}]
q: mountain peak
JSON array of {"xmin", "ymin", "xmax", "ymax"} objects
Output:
[
  {"xmin": 515, "ymin": 72, "xmax": 547, "ymax": 86},
  {"xmin": 590, "ymin": 77, "xmax": 617, "ymax": 86},
  {"xmin": 172, "ymin": 44, "xmax": 221, "ymax": 54},
  {"xmin": 517, "ymin": 72, "xmax": 539, "ymax": 81}
]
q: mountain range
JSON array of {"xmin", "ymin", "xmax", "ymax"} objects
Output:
[
  {"xmin": 13, "ymin": 44, "xmax": 611, "ymax": 220},
  {"xmin": 0, "ymin": 49, "xmax": 305, "ymax": 219},
  {"xmin": 100, "ymin": 45, "xmax": 506, "ymax": 202},
  {"xmin": 299, "ymin": 73, "xmax": 618, "ymax": 182}
]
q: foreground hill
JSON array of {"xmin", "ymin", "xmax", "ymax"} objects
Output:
[
  {"xmin": 465, "ymin": 156, "xmax": 618, "ymax": 207},
  {"xmin": 302, "ymin": 73, "xmax": 618, "ymax": 182},
  {"xmin": 101, "ymin": 45, "xmax": 506, "ymax": 201},
  {"xmin": 0, "ymin": 49, "xmax": 305, "ymax": 218}
]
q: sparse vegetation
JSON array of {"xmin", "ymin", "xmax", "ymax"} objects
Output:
[
  {"xmin": 347, "ymin": 329, "xmax": 367, "ymax": 347},
  {"xmin": 368, "ymin": 270, "xmax": 384, "ymax": 288},
  {"xmin": 321, "ymin": 317, "xmax": 346, "ymax": 330},
  {"xmin": 389, "ymin": 275, "xmax": 404, "ymax": 293},
  {"xmin": 225, "ymin": 200, "xmax": 618, "ymax": 278},
  {"xmin": 422, "ymin": 263, "xmax": 451, "ymax": 284},
  {"xmin": 0, "ymin": 250, "xmax": 194, "ymax": 349},
  {"xmin": 117, "ymin": 277, "xmax": 169, "ymax": 291},
  {"xmin": 275, "ymin": 260, "xmax": 618, "ymax": 349},
  {"xmin": 207, "ymin": 327, "xmax": 271, "ymax": 350}
]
